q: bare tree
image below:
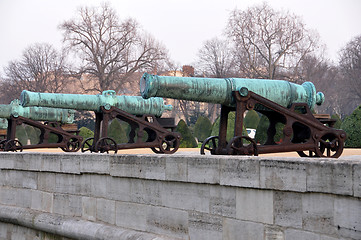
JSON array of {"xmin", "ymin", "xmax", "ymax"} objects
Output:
[
  {"xmin": 59, "ymin": 3, "xmax": 168, "ymax": 94},
  {"xmin": 226, "ymin": 3, "xmax": 320, "ymax": 80},
  {"xmin": 197, "ymin": 37, "xmax": 235, "ymax": 78},
  {"xmin": 1, "ymin": 43, "xmax": 69, "ymax": 103},
  {"xmin": 339, "ymin": 35, "xmax": 361, "ymax": 112}
]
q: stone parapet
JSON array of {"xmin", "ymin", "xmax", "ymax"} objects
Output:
[{"xmin": 0, "ymin": 152, "xmax": 360, "ymax": 239}]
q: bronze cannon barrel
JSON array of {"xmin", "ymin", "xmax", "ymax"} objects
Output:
[
  {"xmin": 0, "ymin": 100, "xmax": 75, "ymax": 124},
  {"xmin": 140, "ymin": 73, "xmax": 325, "ymax": 110},
  {"xmin": 20, "ymin": 90, "xmax": 173, "ymax": 117}
]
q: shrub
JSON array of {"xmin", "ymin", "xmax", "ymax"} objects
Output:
[
  {"xmin": 25, "ymin": 125, "xmax": 40, "ymax": 145},
  {"xmin": 244, "ymin": 110, "xmax": 260, "ymax": 129},
  {"xmin": 341, "ymin": 105, "xmax": 361, "ymax": 148},
  {"xmin": 193, "ymin": 116, "xmax": 212, "ymax": 142},
  {"xmin": 331, "ymin": 114, "xmax": 342, "ymax": 129},
  {"xmin": 79, "ymin": 126, "xmax": 94, "ymax": 142},
  {"xmin": 108, "ymin": 119, "xmax": 128, "ymax": 144},
  {"xmin": 255, "ymin": 115, "xmax": 283, "ymax": 144},
  {"xmin": 15, "ymin": 125, "xmax": 28, "ymax": 145},
  {"xmin": 211, "ymin": 112, "xmax": 247, "ymax": 142},
  {"xmin": 176, "ymin": 119, "xmax": 197, "ymax": 148}
]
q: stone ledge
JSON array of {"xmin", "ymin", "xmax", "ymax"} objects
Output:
[
  {"xmin": 0, "ymin": 204, "xmax": 178, "ymax": 240},
  {"xmin": 0, "ymin": 152, "xmax": 360, "ymax": 197}
]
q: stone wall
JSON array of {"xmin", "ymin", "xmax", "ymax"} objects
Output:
[{"xmin": 0, "ymin": 152, "xmax": 360, "ymax": 239}]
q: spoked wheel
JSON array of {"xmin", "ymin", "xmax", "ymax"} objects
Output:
[
  {"xmin": 314, "ymin": 133, "xmax": 344, "ymax": 158},
  {"xmin": 226, "ymin": 136, "xmax": 258, "ymax": 156},
  {"xmin": 4, "ymin": 139, "xmax": 23, "ymax": 152},
  {"xmin": 200, "ymin": 136, "xmax": 219, "ymax": 155},
  {"xmin": 95, "ymin": 137, "xmax": 118, "ymax": 154},
  {"xmin": 61, "ymin": 137, "xmax": 81, "ymax": 152},
  {"xmin": 0, "ymin": 139, "xmax": 7, "ymax": 151},
  {"xmin": 151, "ymin": 134, "xmax": 180, "ymax": 154},
  {"xmin": 81, "ymin": 137, "xmax": 96, "ymax": 153}
]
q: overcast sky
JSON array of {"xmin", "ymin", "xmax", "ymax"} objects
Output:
[{"xmin": 0, "ymin": 0, "xmax": 360, "ymax": 74}]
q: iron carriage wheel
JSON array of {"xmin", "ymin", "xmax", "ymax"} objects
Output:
[
  {"xmin": 200, "ymin": 136, "xmax": 220, "ymax": 155},
  {"xmin": 61, "ymin": 137, "xmax": 81, "ymax": 152},
  {"xmin": 314, "ymin": 132, "xmax": 345, "ymax": 158},
  {"xmin": 226, "ymin": 136, "xmax": 258, "ymax": 156},
  {"xmin": 95, "ymin": 137, "xmax": 118, "ymax": 154},
  {"xmin": 151, "ymin": 134, "xmax": 180, "ymax": 154},
  {"xmin": 81, "ymin": 137, "xmax": 96, "ymax": 153},
  {"xmin": 4, "ymin": 139, "xmax": 23, "ymax": 152}
]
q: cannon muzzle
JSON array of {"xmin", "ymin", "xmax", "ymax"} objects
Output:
[
  {"xmin": 140, "ymin": 73, "xmax": 325, "ymax": 110},
  {"xmin": 20, "ymin": 90, "xmax": 172, "ymax": 117},
  {"xmin": 0, "ymin": 100, "xmax": 75, "ymax": 123}
]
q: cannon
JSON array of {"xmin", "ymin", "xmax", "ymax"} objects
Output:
[
  {"xmin": 21, "ymin": 90, "xmax": 181, "ymax": 154},
  {"xmin": 140, "ymin": 73, "xmax": 346, "ymax": 158},
  {"xmin": 0, "ymin": 100, "xmax": 82, "ymax": 152}
]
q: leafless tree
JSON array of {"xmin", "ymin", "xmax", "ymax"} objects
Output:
[
  {"xmin": 59, "ymin": 3, "xmax": 168, "ymax": 94},
  {"xmin": 197, "ymin": 37, "xmax": 235, "ymax": 78},
  {"xmin": 338, "ymin": 35, "xmax": 361, "ymax": 112},
  {"xmin": 226, "ymin": 2, "xmax": 320, "ymax": 80},
  {"xmin": 1, "ymin": 43, "xmax": 69, "ymax": 103}
]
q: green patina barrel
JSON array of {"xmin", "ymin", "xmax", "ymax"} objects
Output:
[
  {"xmin": 140, "ymin": 73, "xmax": 325, "ymax": 110},
  {"xmin": 20, "ymin": 90, "xmax": 172, "ymax": 117},
  {"xmin": 0, "ymin": 100, "xmax": 75, "ymax": 124}
]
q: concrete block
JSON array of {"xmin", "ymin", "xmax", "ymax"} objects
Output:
[
  {"xmin": 187, "ymin": 156, "xmax": 219, "ymax": 184},
  {"xmin": 209, "ymin": 185, "xmax": 236, "ymax": 218},
  {"xmin": 165, "ymin": 156, "xmax": 187, "ymax": 182},
  {"xmin": 307, "ymin": 160, "xmax": 353, "ymax": 195},
  {"xmin": 223, "ymin": 218, "xmax": 264, "ymax": 240},
  {"xmin": 274, "ymin": 191, "xmax": 302, "ymax": 228},
  {"xmin": 264, "ymin": 226, "xmax": 284, "ymax": 240},
  {"xmin": 106, "ymin": 177, "xmax": 131, "ymax": 202},
  {"xmin": 334, "ymin": 196, "xmax": 361, "ymax": 239},
  {"xmin": 110, "ymin": 155, "xmax": 166, "ymax": 180},
  {"xmin": 96, "ymin": 198, "xmax": 115, "ymax": 225},
  {"xmin": 0, "ymin": 153, "xmax": 16, "ymax": 169},
  {"xmin": 115, "ymin": 202, "xmax": 148, "ymax": 232},
  {"xmin": 90, "ymin": 174, "xmax": 108, "ymax": 198},
  {"xmin": 31, "ymin": 190, "xmax": 53, "ymax": 212},
  {"xmin": 59, "ymin": 154, "xmax": 80, "ymax": 174},
  {"xmin": 260, "ymin": 159, "xmax": 306, "ymax": 192},
  {"xmin": 284, "ymin": 229, "xmax": 320, "ymax": 240},
  {"xmin": 0, "ymin": 187, "xmax": 17, "ymax": 205},
  {"xmin": 40, "ymin": 154, "xmax": 61, "ymax": 172},
  {"xmin": 80, "ymin": 154, "xmax": 110, "ymax": 174},
  {"xmin": 188, "ymin": 211, "xmax": 223, "ymax": 240},
  {"xmin": 236, "ymin": 188, "xmax": 273, "ymax": 224},
  {"xmin": 353, "ymin": 163, "xmax": 361, "ymax": 197},
  {"xmin": 146, "ymin": 205, "xmax": 189, "ymax": 239},
  {"xmin": 220, "ymin": 157, "xmax": 260, "ymax": 188},
  {"xmin": 302, "ymin": 193, "xmax": 337, "ymax": 235},
  {"xmin": 37, "ymin": 172, "xmax": 56, "ymax": 192},
  {"xmin": 55, "ymin": 173, "xmax": 91, "ymax": 195},
  {"xmin": 53, "ymin": 193, "xmax": 82, "ymax": 217},
  {"xmin": 4, "ymin": 170, "xmax": 37, "ymax": 189},
  {"xmin": 162, "ymin": 181, "xmax": 210, "ymax": 213},
  {"xmin": 82, "ymin": 196, "xmax": 96, "ymax": 221},
  {"xmin": 16, "ymin": 188, "xmax": 32, "ymax": 209}
]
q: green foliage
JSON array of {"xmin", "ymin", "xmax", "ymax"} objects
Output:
[
  {"xmin": 331, "ymin": 114, "xmax": 342, "ymax": 129},
  {"xmin": 25, "ymin": 125, "xmax": 40, "ymax": 145},
  {"xmin": 211, "ymin": 112, "xmax": 247, "ymax": 142},
  {"xmin": 255, "ymin": 115, "xmax": 284, "ymax": 144},
  {"xmin": 341, "ymin": 105, "xmax": 361, "ymax": 148},
  {"xmin": 176, "ymin": 119, "xmax": 197, "ymax": 148},
  {"xmin": 244, "ymin": 110, "xmax": 260, "ymax": 129},
  {"xmin": 108, "ymin": 119, "xmax": 128, "ymax": 144},
  {"xmin": 79, "ymin": 127, "xmax": 94, "ymax": 142},
  {"xmin": 193, "ymin": 116, "xmax": 212, "ymax": 142},
  {"xmin": 15, "ymin": 125, "xmax": 28, "ymax": 145}
]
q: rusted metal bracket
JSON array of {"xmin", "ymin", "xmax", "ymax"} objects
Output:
[{"xmin": 201, "ymin": 90, "xmax": 346, "ymax": 158}]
